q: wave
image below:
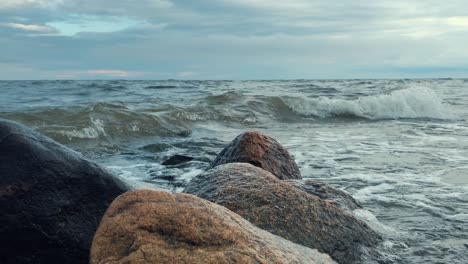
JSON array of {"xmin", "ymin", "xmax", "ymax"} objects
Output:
[
  {"xmin": 1, "ymin": 103, "xmax": 192, "ymax": 143},
  {"xmin": 205, "ymin": 91, "xmax": 244, "ymax": 104},
  {"xmin": 282, "ymin": 87, "xmax": 454, "ymax": 120},
  {"xmin": 145, "ymin": 85, "xmax": 178, "ymax": 89},
  {"xmin": 0, "ymin": 87, "xmax": 455, "ymax": 145},
  {"xmin": 0, "ymin": 100, "xmax": 258, "ymax": 143}
]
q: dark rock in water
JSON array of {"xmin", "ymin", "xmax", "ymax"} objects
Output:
[
  {"xmin": 140, "ymin": 142, "xmax": 172, "ymax": 153},
  {"xmin": 91, "ymin": 190, "xmax": 335, "ymax": 264},
  {"xmin": 153, "ymin": 174, "xmax": 177, "ymax": 181},
  {"xmin": 286, "ymin": 179, "xmax": 362, "ymax": 211},
  {"xmin": 0, "ymin": 119, "xmax": 130, "ymax": 264},
  {"xmin": 208, "ymin": 131, "xmax": 301, "ymax": 180},
  {"xmin": 162, "ymin": 154, "xmax": 194, "ymax": 166},
  {"xmin": 184, "ymin": 163, "xmax": 381, "ymax": 264}
]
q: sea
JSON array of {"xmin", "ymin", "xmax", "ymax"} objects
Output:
[{"xmin": 1, "ymin": 79, "xmax": 467, "ymax": 263}]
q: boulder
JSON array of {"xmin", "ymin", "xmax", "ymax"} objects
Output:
[
  {"xmin": 184, "ymin": 163, "xmax": 381, "ymax": 264},
  {"xmin": 208, "ymin": 131, "xmax": 301, "ymax": 179},
  {"xmin": 90, "ymin": 189, "xmax": 335, "ymax": 264},
  {"xmin": 285, "ymin": 179, "xmax": 361, "ymax": 211},
  {"xmin": 0, "ymin": 119, "xmax": 130, "ymax": 264}
]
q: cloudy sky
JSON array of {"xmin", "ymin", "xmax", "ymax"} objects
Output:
[{"xmin": 1, "ymin": 0, "xmax": 468, "ymax": 79}]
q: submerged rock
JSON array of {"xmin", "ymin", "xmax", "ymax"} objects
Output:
[
  {"xmin": 91, "ymin": 189, "xmax": 335, "ymax": 264},
  {"xmin": 286, "ymin": 179, "xmax": 362, "ymax": 211},
  {"xmin": 208, "ymin": 131, "xmax": 301, "ymax": 179},
  {"xmin": 0, "ymin": 119, "xmax": 130, "ymax": 264},
  {"xmin": 162, "ymin": 154, "xmax": 194, "ymax": 166},
  {"xmin": 184, "ymin": 163, "xmax": 381, "ymax": 264}
]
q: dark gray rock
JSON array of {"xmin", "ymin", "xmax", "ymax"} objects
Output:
[
  {"xmin": 184, "ymin": 163, "xmax": 381, "ymax": 264},
  {"xmin": 208, "ymin": 131, "xmax": 301, "ymax": 179},
  {"xmin": 161, "ymin": 154, "xmax": 194, "ymax": 166},
  {"xmin": 286, "ymin": 179, "xmax": 362, "ymax": 211},
  {"xmin": 0, "ymin": 119, "xmax": 130, "ymax": 264}
]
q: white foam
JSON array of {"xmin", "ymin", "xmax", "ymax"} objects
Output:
[
  {"xmin": 284, "ymin": 87, "xmax": 454, "ymax": 120},
  {"xmin": 353, "ymin": 209, "xmax": 398, "ymax": 235},
  {"xmin": 57, "ymin": 117, "xmax": 107, "ymax": 140},
  {"xmin": 179, "ymin": 169, "xmax": 203, "ymax": 182},
  {"xmin": 444, "ymin": 214, "xmax": 468, "ymax": 222}
]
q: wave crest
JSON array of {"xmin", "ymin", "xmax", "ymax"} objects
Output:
[{"xmin": 283, "ymin": 87, "xmax": 454, "ymax": 120}]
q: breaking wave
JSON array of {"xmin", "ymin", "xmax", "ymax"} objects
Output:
[
  {"xmin": 283, "ymin": 87, "xmax": 454, "ymax": 120},
  {"xmin": 0, "ymin": 87, "xmax": 456, "ymax": 145},
  {"xmin": 1, "ymin": 103, "xmax": 193, "ymax": 143}
]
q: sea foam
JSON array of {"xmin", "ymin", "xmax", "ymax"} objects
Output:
[
  {"xmin": 284, "ymin": 87, "xmax": 454, "ymax": 120},
  {"xmin": 56, "ymin": 117, "xmax": 107, "ymax": 140}
]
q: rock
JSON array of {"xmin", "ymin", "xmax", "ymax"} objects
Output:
[
  {"xmin": 140, "ymin": 143, "xmax": 172, "ymax": 153},
  {"xmin": 162, "ymin": 154, "xmax": 194, "ymax": 166},
  {"xmin": 285, "ymin": 179, "xmax": 362, "ymax": 211},
  {"xmin": 208, "ymin": 131, "xmax": 301, "ymax": 179},
  {"xmin": 0, "ymin": 119, "xmax": 130, "ymax": 264},
  {"xmin": 184, "ymin": 163, "xmax": 381, "ymax": 264},
  {"xmin": 90, "ymin": 189, "xmax": 335, "ymax": 264}
]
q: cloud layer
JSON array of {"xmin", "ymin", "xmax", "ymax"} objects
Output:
[{"xmin": 0, "ymin": 0, "xmax": 467, "ymax": 79}]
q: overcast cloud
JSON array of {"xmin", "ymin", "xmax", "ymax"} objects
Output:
[{"xmin": 0, "ymin": 0, "xmax": 467, "ymax": 79}]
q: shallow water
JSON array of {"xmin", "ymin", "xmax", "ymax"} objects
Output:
[{"xmin": 1, "ymin": 79, "xmax": 467, "ymax": 263}]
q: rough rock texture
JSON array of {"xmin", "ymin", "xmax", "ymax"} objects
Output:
[
  {"xmin": 208, "ymin": 131, "xmax": 301, "ymax": 179},
  {"xmin": 286, "ymin": 179, "xmax": 362, "ymax": 211},
  {"xmin": 184, "ymin": 163, "xmax": 381, "ymax": 264},
  {"xmin": 91, "ymin": 190, "xmax": 335, "ymax": 264},
  {"xmin": 0, "ymin": 119, "xmax": 130, "ymax": 264},
  {"xmin": 162, "ymin": 154, "xmax": 194, "ymax": 166}
]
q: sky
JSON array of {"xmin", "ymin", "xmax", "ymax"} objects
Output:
[{"xmin": 0, "ymin": 0, "xmax": 468, "ymax": 80}]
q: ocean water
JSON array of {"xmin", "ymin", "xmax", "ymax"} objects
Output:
[{"xmin": 1, "ymin": 79, "xmax": 467, "ymax": 263}]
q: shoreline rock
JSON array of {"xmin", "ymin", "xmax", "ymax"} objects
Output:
[
  {"xmin": 0, "ymin": 119, "xmax": 130, "ymax": 264},
  {"xmin": 184, "ymin": 163, "xmax": 381, "ymax": 264},
  {"xmin": 208, "ymin": 131, "xmax": 301, "ymax": 180},
  {"xmin": 91, "ymin": 189, "xmax": 335, "ymax": 264},
  {"xmin": 1, "ymin": 121, "xmax": 381, "ymax": 264}
]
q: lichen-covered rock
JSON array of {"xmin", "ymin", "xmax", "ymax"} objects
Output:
[
  {"xmin": 184, "ymin": 163, "xmax": 381, "ymax": 264},
  {"xmin": 285, "ymin": 179, "xmax": 362, "ymax": 211},
  {"xmin": 90, "ymin": 190, "xmax": 335, "ymax": 264},
  {"xmin": 208, "ymin": 131, "xmax": 301, "ymax": 179},
  {"xmin": 0, "ymin": 119, "xmax": 130, "ymax": 264}
]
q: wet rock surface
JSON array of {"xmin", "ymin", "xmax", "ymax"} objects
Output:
[
  {"xmin": 91, "ymin": 189, "xmax": 335, "ymax": 264},
  {"xmin": 208, "ymin": 131, "xmax": 301, "ymax": 179},
  {"xmin": 185, "ymin": 163, "xmax": 381, "ymax": 264},
  {"xmin": 0, "ymin": 119, "xmax": 130, "ymax": 264}
]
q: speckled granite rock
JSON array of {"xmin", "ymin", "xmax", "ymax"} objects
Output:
[
  {"xmin": 90, "ymin": 189, "xmax": 335, "ymax": 264},
  {"xmin": 208, "ymin": 131, "xmax": 301, "ymax": 179},
  {"xmin": 184, "ymin": 163, "xmax": 381, "ymax": 264}
]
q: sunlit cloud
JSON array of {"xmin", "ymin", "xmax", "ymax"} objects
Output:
[
  {"xmin": 1, "ymin": 22, "xmax": 57, "ymax": 33},
  {"xmin": 46, "ymin": 15, "xmax": 147, "ymax": 36},
  {"xmin": 447, "ymin": 16, "xmax": 468, "ymax": 28}
]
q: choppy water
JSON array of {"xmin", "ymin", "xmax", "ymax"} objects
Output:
[{"xmin": 1, "ymin": 79, "xmax": 467, "ymax": 263}]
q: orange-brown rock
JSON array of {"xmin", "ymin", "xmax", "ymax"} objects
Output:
[
  {"xmin": 208, "ymin": 131, "xmax": 301, "ymax": 179},
  {"xmin": 90, "ymin": 189, "xmax": 335, "ymax": 264},
  {"xmin": 184, "ymin": 163, "xmax": 382, "ymax": 264}
]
